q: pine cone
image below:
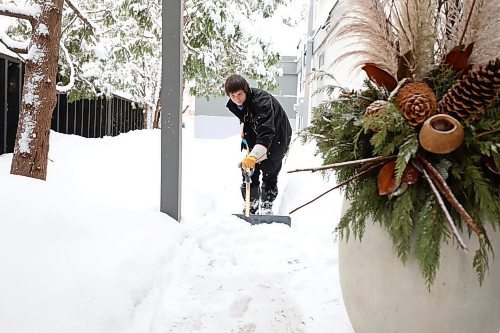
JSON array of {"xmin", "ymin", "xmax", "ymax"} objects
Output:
[
  {"xmin": 365, "ymin": 100, "xmax": 390, "ymax": 116},
  {"xmin": 396, "ymin": 82, "xmax": 437, "ymax": 126},
  {"xmin": 438, "ymin": 58, "xmax": 500, "ymax": 122}
]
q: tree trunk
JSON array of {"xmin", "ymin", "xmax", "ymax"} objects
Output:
[{"xmin": 10, "ymin": 0, "xmax": 64, "ymax": 180}]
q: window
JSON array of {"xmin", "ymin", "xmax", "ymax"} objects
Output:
[{"xmin": 318, "ymin": 52, "xmax": 325, "ymax": 69}]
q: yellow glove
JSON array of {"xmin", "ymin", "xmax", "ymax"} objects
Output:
[{"xmin": 242, "ymin": 155, "xmax": 258, "ymax": 170}]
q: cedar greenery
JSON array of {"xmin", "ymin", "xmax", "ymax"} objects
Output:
[
  {"xmin": 302, "ymin": 76, "xmax": 499, "ymax": 290},
  {"xmin": 295, "ymin": 0, "xmax": 500, "ymax": 291}
]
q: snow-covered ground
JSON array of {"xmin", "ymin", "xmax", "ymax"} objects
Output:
[{"xmin": 0, "ymin": 118, "xmax": 353, "ymax": 333}]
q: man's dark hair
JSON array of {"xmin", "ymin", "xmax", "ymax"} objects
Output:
[{"xmin": 224, "ymin": 75, "xmax": 250, "ymax": 95}]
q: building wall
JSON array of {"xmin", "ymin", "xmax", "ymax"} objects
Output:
[{"xmin": 296, "ymin": 0, "xmax": 365, "ymax": 130}]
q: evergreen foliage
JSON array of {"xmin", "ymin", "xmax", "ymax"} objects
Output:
[
  {"xmin": 303, "ymin": 75, "xmax": 499, "ymax": 289},
  {"xmin": 7, "ymin": 0, "xmax": 293, "ymax": 121}
]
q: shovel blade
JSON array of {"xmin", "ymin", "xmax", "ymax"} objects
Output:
[{"xmin": 233, "ymin": 214, "xmax": 291, "ymax": 226}]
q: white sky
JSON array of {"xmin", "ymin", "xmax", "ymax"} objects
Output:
[{"xmin": 0, "ymin": 117, "xmax": 354, "ymax": 332}]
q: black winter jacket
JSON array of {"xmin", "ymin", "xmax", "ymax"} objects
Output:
[{"xmin": 226, "ymin": 88, "xmax": 292, "ymax": 161}]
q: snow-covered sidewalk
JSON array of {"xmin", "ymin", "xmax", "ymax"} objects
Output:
[{"xmin": 0, "ymin": 126, "xmax": 353, "ymax": 332}]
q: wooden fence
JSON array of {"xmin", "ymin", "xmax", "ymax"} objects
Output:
[{"xmin": 1, "ymin": 53, "xmax": 143, "ymax": 155}]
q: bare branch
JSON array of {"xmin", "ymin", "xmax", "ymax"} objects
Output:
[
  {"xmin": 417, "ymin": 161, "xmax": 469, "ymax": 252},
  {"xmin": 0, "ymin": 35, "xmax": 27, "ymax": 54},
  {"xmin": 184, "ymin": 42, "xmax": 198, "ymax": 54},
  {"xmin": 64, "ymin": 0, "xmax": 96, "ymax": 31},
  {"xmin": 459, "ymin": 0, "xmax": 477, "ymax": 45},
  {"xmin": 289, "ymin": 161, "xmax": 385, "ymax": 214},
  {"xmin": 475, "ymin": 127, "xmax": 500, "ymax": 138},
  {"xmin": 287, "ymin": 155, "xmax": 397, "ymax": 174},
  {"xmin": 417, "ymin": 153, "xmax": 483, "ymax": 238},
  {"xmin": 61, "ymin": 14, "xmax": 78, "ymax": 36}
]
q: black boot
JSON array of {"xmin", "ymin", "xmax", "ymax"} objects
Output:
[
  {"xmin": 243, "ymin": 198, "xmax": 260, "ymax": 215},
  {"xmin": 260, "ymin": 183, "xmax": 278, "ymax": 215},
  {"xmin": 260, "ymin": 200, "xmax": 273, "ymax": 215}
]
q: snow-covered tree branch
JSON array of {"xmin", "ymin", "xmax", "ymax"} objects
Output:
[
  {"xmin": 0, "ymin": 3, "xmax": 39, "ymax": 54},
  {"xmin": 63, "ymin": 0, "xmax": 97, "ymax": 31},
  {"xmin": 0, "ymin": 3, "xmax": 39, "ymax": 23},
  {"xmin": 0, "ymin": 29, "xmax": 28, "ymax": 53},
  {"xmin": 56, "ymin": 42, "xmax": 75, "ymax": 93}
]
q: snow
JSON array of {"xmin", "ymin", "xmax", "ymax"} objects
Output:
[
  {"xmin": 27, "ymin": 42, "xmax": 45, "ymax": 62},
  {"xmin": 56, "ymin": 43, "xmax": 76, "ymax": 93},
  {"xmin": 94, "ymin": 42, "xmax": 108, "ymax": 59},
  {"xmin": 0, "ymin": 117, "xmax": 354, "ymax": 333},
  {"xmin": 0, "ymin": 3, "xmax": 41, "ymax": 19},
  {"xmin": 0, "ymin": 29, "xmax": 28, "ymax": 51},
  {"xmin": 17, "ymin": 114, "xmax": 35, "ymax": 154},
  {"xmin": 36, "ymin": 23, "xmax": 49, "ymax": 36}
]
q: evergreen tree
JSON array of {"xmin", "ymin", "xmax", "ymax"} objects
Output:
[{"xmin": 10, "ymin": 0, "xmax": 294, "ymax": 127}]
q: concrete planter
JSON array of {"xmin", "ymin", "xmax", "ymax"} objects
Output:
[{"xmin": 338, "ymin": 199, "xmax": 500, "ymax": 333}]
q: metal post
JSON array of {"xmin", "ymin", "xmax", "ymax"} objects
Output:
[
  {"xmin": 73, "ymin": 102, "xmax": 77, "ymax": 134},
  {"xmin": 86, "ymin": 99, "xmax": 90, "ymax": 137},
  {"xmin": 124, "ymin": 101, "xmax": 127, "ymax": 132},
  {"xmin": 300, "ymin": 0, "xmax": 315, "ymax": 129},
  {"xmin": 118, "ymin": 98, "xmax": 121, "ymax": 135},
  {"xmin": 126, "ymin": 101, "xmax": 130, "ymax": 132},
  {"xmin": 2, "ymin": 60, "xmax": 7, "ymax": 154},
  {"xmin": 98, "ymin": 99, "xmax": 102, "ymax": 137},
  {"xmin": 55, "ymin": 94, "xmax": 60, "ymax": 132},
  {"xmin": 123, "ymin": 99, "xmax": 126, "ymax": 133},
  {"xmin": 93, "ymin": 99, "xmax": 97, "ymax": 138},
  {"xmin": 121, "ymin": 99, "xmax": 124, "ymax": 133},
  {"xmin": 65, "ymin": 96, "xmax": 68, "ymax": 133},
  {"xmin": 108, "ymin": 98, "xmax": 112, "ymax": 136},
  {"xmin": 161, "ymin": 0, "xmax": 182, "ymax": 221},
  {"xmin": 132, "ymin": 106, "xmax": 136, "ymax": 130},
  {"xmin": 18, "ymin": 62, "xmax": 23, "ymax": 112}
]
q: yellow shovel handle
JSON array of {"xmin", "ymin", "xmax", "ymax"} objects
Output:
[{"xmin": 245, "ymin": 181, "xmax": 251, "ymax": 217}]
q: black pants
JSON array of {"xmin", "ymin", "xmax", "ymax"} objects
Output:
[{"xmin": 240, "ymin": 157, "xmax": 282, "ymax": 204}]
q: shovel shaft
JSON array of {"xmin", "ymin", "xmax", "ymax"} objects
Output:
[{"xmin": 245, "ymin": 181, "xmax": 251, "ymax": 217}]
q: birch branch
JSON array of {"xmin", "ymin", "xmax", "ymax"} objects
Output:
[
  {"xmin": 288, "ymin": 155, "xmax": 397, "ymax": 174},
  {"xmin": 418, "ymin": 163, "xmax": 469, "ymax": 253},
  {"xmin": 289, "ymin": 161, "xmax": 385, "ymax": 214},
  {"xmin": 417, "ymin": 153, "xmax": 483, "ymax": 238}
]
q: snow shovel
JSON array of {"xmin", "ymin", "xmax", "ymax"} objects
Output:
[{"xmin": 233, "ymin": 168, "xmax": 291, "ymax": 226}]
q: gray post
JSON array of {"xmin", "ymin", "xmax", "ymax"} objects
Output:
[
  {"xmin": 161, "ymin": 0, "xmax": 183, "ymax": 221},
  {"xmin": 300, "ymin": 0, "xmax": 315, "ymax": 129},
  {"xmin": 2, "ymin": 60, "xmax": 7, "ymax": 154}
]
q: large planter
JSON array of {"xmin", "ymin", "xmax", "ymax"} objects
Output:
[{"xmin": 339, "ymin": 199, "xmax": 500, "ymax": 333}]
